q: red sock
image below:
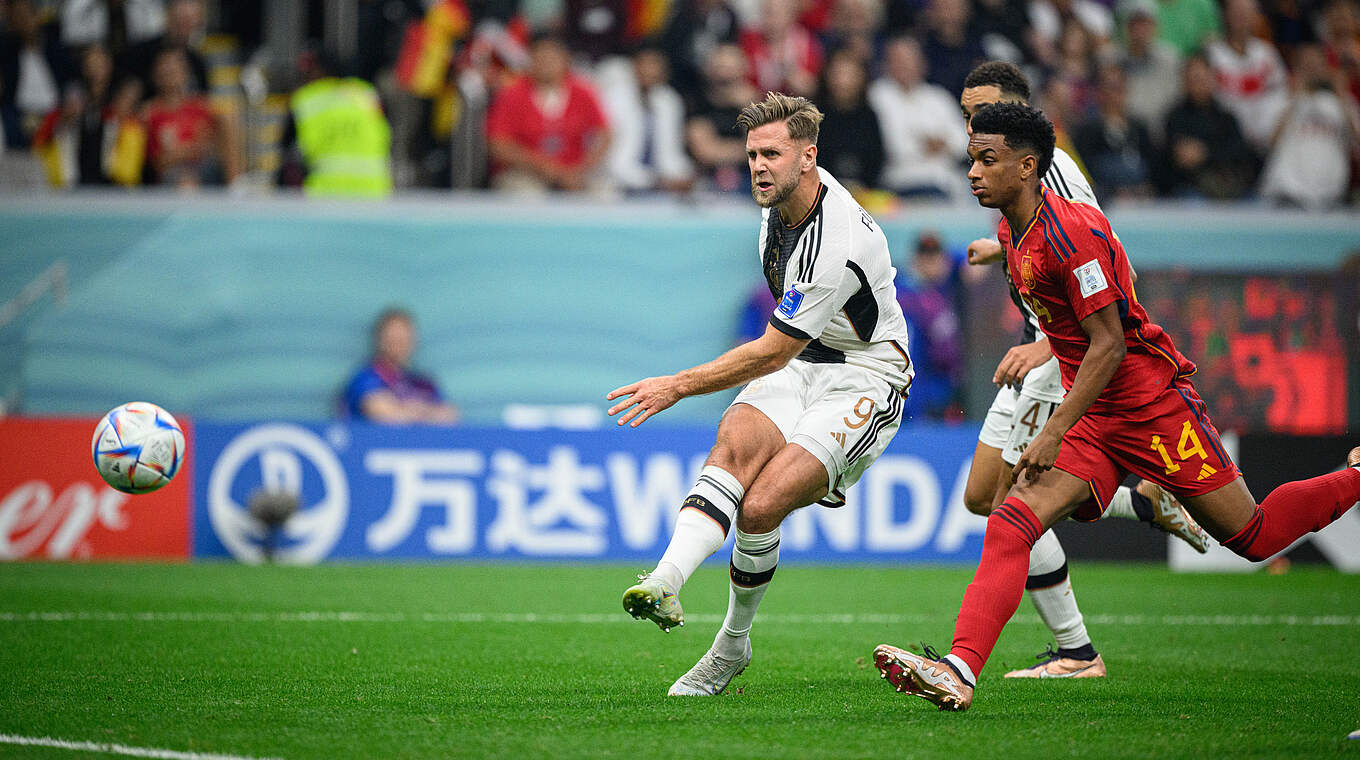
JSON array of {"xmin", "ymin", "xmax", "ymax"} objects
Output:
[
  {"xmin": 1222, "ymin": 468, "xmax": 1360, "ymax": 561},
  {"xmin": 949, "ymin": 498, "xmax": 1043, "ymax": 679}
]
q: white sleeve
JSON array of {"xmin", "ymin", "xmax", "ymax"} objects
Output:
[
  {"xmin": 1045, "ymin": 148, "xmax": 1100, "ymax": 209},
  {"xmin": 768, "ymin": 205, "xmax": 857, "ymax": 340}
]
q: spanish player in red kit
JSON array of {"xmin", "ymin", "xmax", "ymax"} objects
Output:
[{"xmin": 873, "ymin": 102, "xmax": 1360, "ymax": 711}]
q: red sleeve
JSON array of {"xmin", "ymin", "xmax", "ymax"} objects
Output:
[
  {"xmin": 575, "ymin": 80, "xmax": 609, "ymax": 132},
  {"xmin": 1056, "ymin": 212, "xmax": 1124, "ymax": 324}
]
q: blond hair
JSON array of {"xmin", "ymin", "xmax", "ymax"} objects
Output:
[{"xmin": 736, "ymin": 92, "xmax": 824, "ymax": 145}]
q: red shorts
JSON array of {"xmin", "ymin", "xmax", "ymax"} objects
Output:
[{"xmin": 1055, "ymin": 379, "xmax": 1241, "ymax": 521}]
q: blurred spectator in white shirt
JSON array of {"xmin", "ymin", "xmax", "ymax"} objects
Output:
[
  {"xmin": 1116, "ymin": 0, "xmax": 1181, "ymax": 141},
  {"xmin": 61, "ymin": 0, "xmax": 165, "ymax": 52},
  {"xmin": 598, "ymin": 46, "xmax": 693, "ymax": 194},
  {"xmin": 867, "ymin": 35, "xmax": 967, "ymax": 199},
  {"xmin": 1207, "ymin": 0, "xmax": 1290, "ymax": 151},
  {"xmin": 1260, "ymin": 43, "xmax": 1360, "ymax": 208}
]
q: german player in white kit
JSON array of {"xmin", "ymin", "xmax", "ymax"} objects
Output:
[
  {"xmin": 606, "ymin": 92, "xmax": 913, "ymax": 696},
  {"xmin": 956, "ymin": 62, "xmax": 1209, "ymax": 679}
]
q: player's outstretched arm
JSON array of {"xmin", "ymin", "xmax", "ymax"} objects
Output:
[
  {"xmin": 606, "ymin": 326, "xmax": 809, "ymax": 428},
  {"xmin": 1011, "ymin": 303, "xmax": 1125, "ymax": 483}
]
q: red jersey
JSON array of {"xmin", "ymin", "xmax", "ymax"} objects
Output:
[
  {"xmin": 999, "ymin": 188, "xmax": 1196, "ymax": 413},
  {"xmin": 485, "ymin": 74, "xmax": 609, "ymax": 172}
]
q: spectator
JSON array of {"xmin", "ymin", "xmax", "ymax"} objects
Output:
[
  {"xmin": 973, "ymin": 0, "xmax": 1034, "ymax": 63},
  {"xmin": 736, "ymin": 285, "xmax": 777, "ymax": 345},
  {"xmin": 1154, "ymin": 0, "xmax": 1223, "ymax": 56},
  {"xmin": 918, "ymin": 0, "xmax": 987, "ymax": 95},
  {"xmin": 343, "ymin": 308, "xmax": 458, "ymax": 425},
  {"xmin": 1, "ymin": 0, "xmax": 74, "ymax": 148},
  {"xmin": 598, "ymin": 46, "xmax": 694, "ymax": 193},
  {"xmin": 815, "ymin": 48, "xmax": 884, "ymax": 190},
  {"xmin": 121, "ymin": 0, "xmax": 209, "ymax": 95},
  {"xmin": 61, "ymin": 0, "xmax": 166, "ymax": 55},
  {"xmin": 1158, "ymin": 52, "xmax": 1258, "ymax": 198},
  {"xmin": 1116, "ymin": 0, "xmax": 1182, "ymax": 141},
  {"xmin": 867, "ymin": 35, "xmax": 966, "ymax": 199},
  {"xmin": 1319, "ymin": 0, "xmax": 1360, "ymax": 104},
  {"xmin": 1029, "ymin": 0, "xmax": 1114, "ymax": 55},
  {"xmin": 895, "ymin": 231, "xmax": 965, "ymax": 421},
  {"xmin": 1260, "ymin": 43, "xmax": 1360, "ymax": 207},
  {"xmin": 738, "ymin": 0, "xmax": 823, "ymax": 96},
  {"xmin": 817, "ymin": 0, "xmax": 886, "ymax": 67},
  {"xmin": 658, "ymin": 0, "xmax": 740, "ymax": 109},
  {"xmin": 32, "ymin": 43, "xmax": 145, "ymax": 187},
  {"xmin": 485, "ymin": 33, "xmax": 612, "ymax": 193},
  {"xmin": 280, "ymin": 48, "xmax": 392, "ymax": 197},
  {"xmin": 1073, "ymin": 63, "xmax": 1157, "ymax": 201},
  {"xmin": 563, "ymin": 0, "xmax": 630, "ymax": 62},
  {"xmin": 1207, "ymin": 0, "xmax": 1290, "ymax": 151},
  {"xmin": 685, "ymin": 42, "xmax": 758, "ymax": 193},
  {"xmin": 142, "ymin": 47, "xmax": 236, "ymax": 189}
]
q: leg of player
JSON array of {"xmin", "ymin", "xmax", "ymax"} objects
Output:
[
  {"xmin": 874, "ymin": 468, "xmax": 1090, "ymax": 710},
  {"xmin": 622, "ymin": 404, "xmax": 784, "ymax": 632},
  {"xmin": 1102, "ymin": 481, "xmax": 1209, "ymax": 552},
  {"xmin": 992, "ymin": 400, "xmax": 1101, "ymax": 679},
  {"xmin": 1181, "ymin": 446, "xmax": 1360, "ymax": 561},
  {"xmin": 669, "ymin": 443, "xmax": 827, "ymax": 696},
  {"xmin": 963, "ymin": 441, "xmax": 1009, "ymax": 516}
]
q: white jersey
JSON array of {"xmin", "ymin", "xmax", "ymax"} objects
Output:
[{"xmin": 758, "ymin": 167, "xmax": 913, "ymax": 391}]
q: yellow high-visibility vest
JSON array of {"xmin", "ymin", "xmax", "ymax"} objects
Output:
[{"xmin": 291, "ymin": 77, "xmax": 393, "ymax": 197}]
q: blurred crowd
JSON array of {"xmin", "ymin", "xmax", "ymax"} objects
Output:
[{"xmin": 2, "ymin": 0, "xmax": 1359, "ymax": 206}]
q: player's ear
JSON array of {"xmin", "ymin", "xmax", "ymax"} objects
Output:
[
  {"xmin": 804, "ymin": 143, "xmax": 817, "ymax": 172},
  {"xmin": 1019, "ymin": 153, "xmax": 1038, "ymax": 181}
]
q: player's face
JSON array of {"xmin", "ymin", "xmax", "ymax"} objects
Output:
[
  {"xmin": 959, "ymin": 85, "xmax": 1004, "ymax": 136},
  {"xmin": 746, "ymin": 121, "xmax": 808, "ymax": 208},
  {"xmin": 966, "ymin": 132, "xmax": 1025, "ymax": 209}
]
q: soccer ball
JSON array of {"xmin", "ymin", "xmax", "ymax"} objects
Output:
[{"xmin": 91, "ymin": 402, "xmax": 186, "ymax": 494}]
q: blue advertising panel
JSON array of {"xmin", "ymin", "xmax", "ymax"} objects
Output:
[{"xmin": 192, "ymin": 422, "xmax": 986, "ymax": 564}]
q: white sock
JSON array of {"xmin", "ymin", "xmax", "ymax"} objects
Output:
[
  {"xmin": 652, "ymin": 466, "xmax": 743, "ymax": 590},
  {"xmin": 1026, "ymin": 529, "xmax": 1092, "ymax": 652},
  {"xmin": 944, "ymin": 654, "xmax": 976, "ymax": 687},
  {"xmin": 713, "ymin": 527, "xmax": 780, "ymax": 659},
  {"xmin": 1103, "ymin": 485, "xmax": 1138, "ymax": 520}
]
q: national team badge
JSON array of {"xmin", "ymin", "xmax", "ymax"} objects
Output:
[
  {"xmin": 1020, "ymin": 255, "xmax": 1035, "ymax": 290},
  {"xmin": 777, "ymin": 288, "xmax": 804, "ymax": 318}
]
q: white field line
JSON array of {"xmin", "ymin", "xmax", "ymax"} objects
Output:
[
  {"xmin": 0, "ymin": 734, "xmax": 282, "ymax": 760},
  {"xmin": 0, "ymin": 610, "xmax": 1357, "ymax": 626}
]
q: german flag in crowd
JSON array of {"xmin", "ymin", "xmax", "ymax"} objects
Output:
[{"xmin": 395, "ymin": 0, "xmax": 471, "ymax": 98}]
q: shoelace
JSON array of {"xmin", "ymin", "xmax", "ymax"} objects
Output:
[
  {"xmin": 923, "ymin": 645, "xmax": 942, "ymax": 660},
  {"xmin": 1035, "ymin": 644, "xmax": 1060, "ymax": 662},
  {"xmin": 681, "ymin": 651, "xmax": 743, "ymax": 685}
]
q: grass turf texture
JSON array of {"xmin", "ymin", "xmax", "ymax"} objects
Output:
[{"xmin": 1, "ymin": 563, "xmax": 1357, "ymax": 759}]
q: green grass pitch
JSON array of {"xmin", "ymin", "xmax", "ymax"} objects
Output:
[{"xmin": 1, "ymin": 563, "xmax": 1358, "ymax": 759}]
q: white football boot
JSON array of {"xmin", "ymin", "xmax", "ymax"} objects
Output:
[{"xmin": 668, "ymin": 641, "xmax": 753, "ymax": 696}]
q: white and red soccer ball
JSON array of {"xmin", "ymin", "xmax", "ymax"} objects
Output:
[{"xmin": 91, "ymin": 402, "xmax": 185, "ymax": 494}]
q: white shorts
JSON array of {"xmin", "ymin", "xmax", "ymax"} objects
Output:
[
  {"xmin": 979, "ymin": 355, "xmax": 1066, "ymax": 465},
  {"xmin": 730, "ymin": 359, "xmax": 905, "ymax": 506}
]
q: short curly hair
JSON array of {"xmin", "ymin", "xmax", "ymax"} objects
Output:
[
  {"xmin": 968, "ymin": 102, "xmax": 1055, "ymax": 178},
  {"xmin": 962, "ymin": 61, "xmax": 1032, "ymax": 103}
]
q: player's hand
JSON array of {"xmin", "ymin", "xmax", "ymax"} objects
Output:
[
  {"xmin": 606, "ymin": 376, "xmax": 682, "ymax": 428},
  {"xmin": 966, "ymin": 238, "xmax": 1004, "ymax": 266},
  {"xmin": 1011, "ymin": 428, "xmax": 1062, "ymax": 484},
  {"xmin": 993, "ymin": 339, "xmax": 1054, "ymax": 388}
]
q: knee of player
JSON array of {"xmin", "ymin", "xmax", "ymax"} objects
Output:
[
  {"xmin": 962, "ymin": 488, "xmax": 996, "ymax": 516},
  {"xmin": 735, "ymin": 499, "xmax": 782, "ymax": 534}
]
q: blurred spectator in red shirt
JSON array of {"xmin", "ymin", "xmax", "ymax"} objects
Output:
[
  {"xmin": 143, "ymin": 47, "xmax": 236, "ymax": 188},
  {"xmin": 486, "ymin": 33, "xmax": 611, "ymax": 193},
  {"xmin": 739, "ymin": 0, "xmax": 823, "ymax": 96}
]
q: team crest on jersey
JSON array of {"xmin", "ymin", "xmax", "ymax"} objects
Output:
[
  {"xmin": 1020, "ymin": 255, "xmax": 1035, "ymax": 290},
  {"xmin": 778, "ymin": 288, "xmax": 804, "ymax": 318}
]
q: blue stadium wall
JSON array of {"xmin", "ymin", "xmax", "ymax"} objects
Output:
[{"xmin": 3, "ymin": 195, "xmax": 1357, "ymax": 425}]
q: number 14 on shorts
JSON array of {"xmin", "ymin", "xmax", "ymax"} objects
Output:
[{"xmin": 1151, "ymin": 419, "xmax": 1218, "ymax": 481}]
